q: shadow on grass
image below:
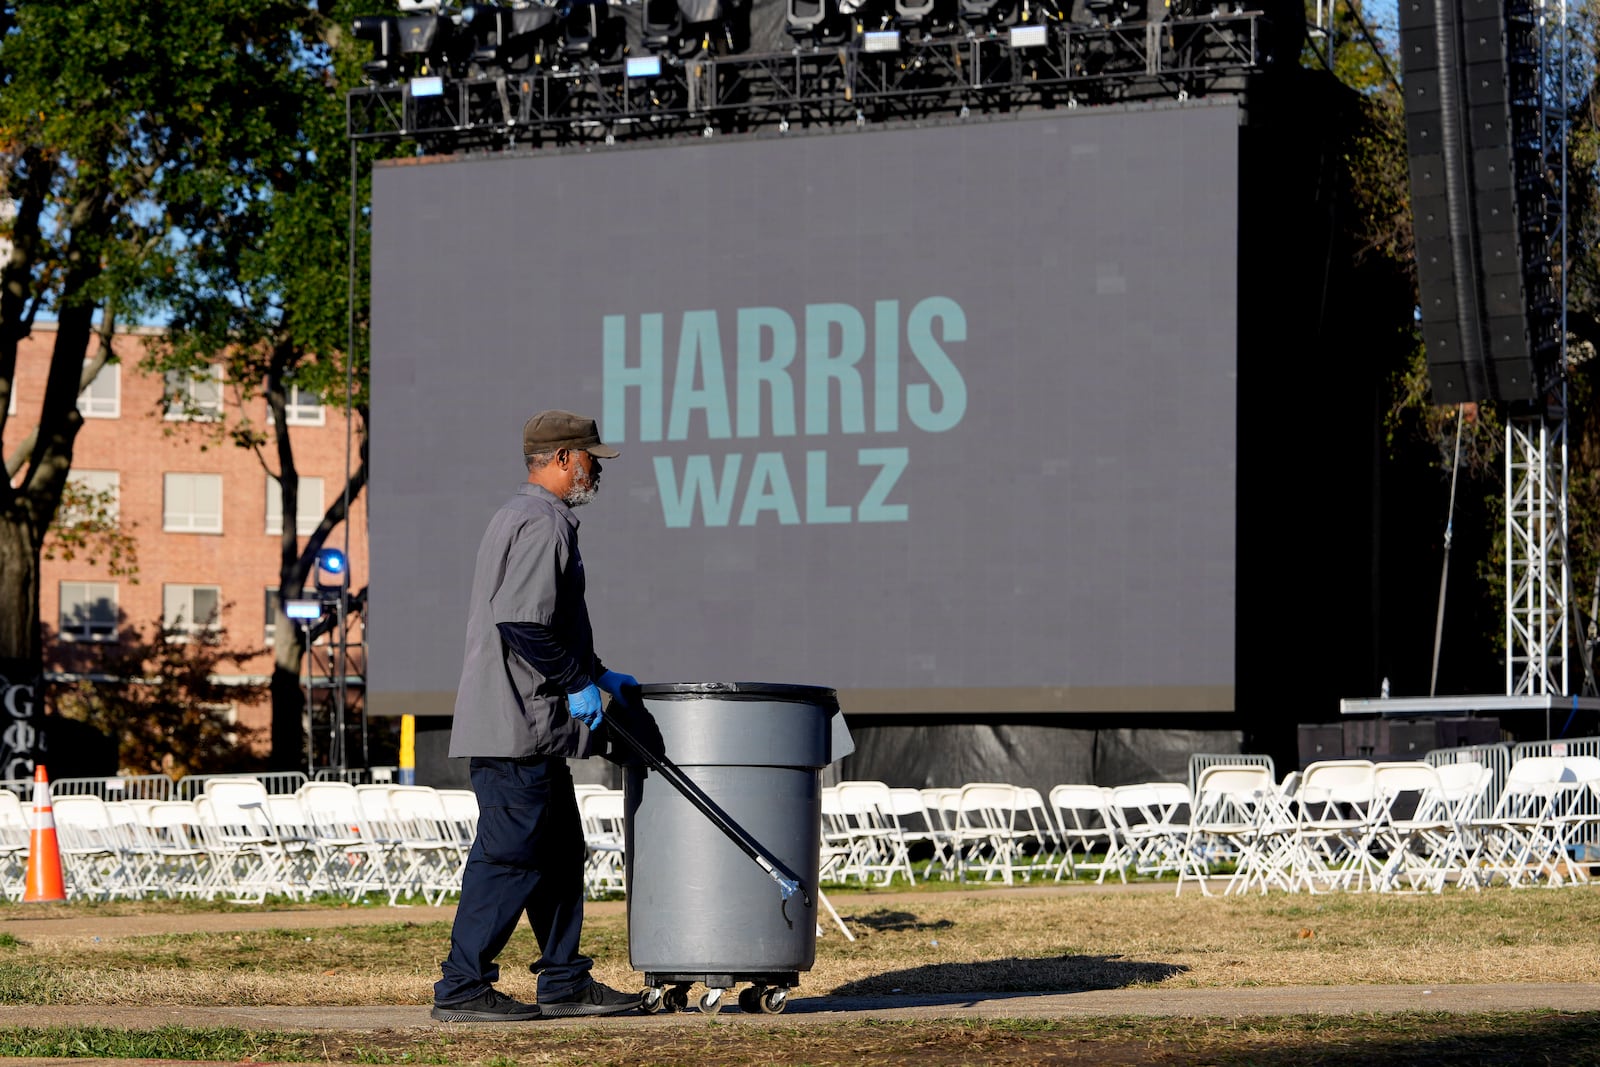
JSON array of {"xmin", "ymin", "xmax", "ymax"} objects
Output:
[
  {"xmin": 829, "ymin": 954, "xmax": 1188, "ymax": 997},
  {"xmin": 849, "ymin": 910, "xmax": 955, "ymax": 933}
]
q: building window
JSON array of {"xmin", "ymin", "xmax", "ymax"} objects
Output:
[
  {"xmin": 60, "ymin": 581, "xmax": 117, "ymax": 641},
  {"xmin": 163, "ymin": 472, "xmax": 223, "ymax": 533},
  {"xmin": 60, "ymin": 470, "xmax": 120, "ymax": 525},
  {"xmin": 163, "ymin": 584, "xmax": 221, "ymax": 637},
  {"xmin": 265, "ymin": 475, "xmax": 324, "ymax": 537},
  {"xmin": 164, "ymin": 364, "xmax": 224, "ymax": 421},
  {"xmin": 285, "ymin": 384, "xmax": 325, "ymax": 426},
  {"xmin": 77, "ymin": 361, "xmax": 120, "ymax": 419}
]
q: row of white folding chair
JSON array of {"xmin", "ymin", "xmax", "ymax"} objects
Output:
[
  {"xmin": 0, "ymin": 780, "xmax": 485, "ymax": 903},
  {"xmin": 1179, "ymin": 760, "xmax": 1503, "ymax": 897},
  {"xmin": 202, "ymin": 780, "xmax": 470, "ymax": 903},
  {"xmin": 819, "ymin": 782, "xmax": 919, "ymax": 886},
  {"xmin": 926, "ymin": 783, "xmax": 1055, "ymax": 885},
  {"xmin": 1462, "ymin": 755, "xmax": 1600, "ymax": 889},
  {"xmin": 1039, "ymin": 782, "xmax": 1193, "ymax": 884}
]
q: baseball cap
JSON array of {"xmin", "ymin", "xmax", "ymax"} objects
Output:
[{"xmin": 522, "ymin": 410, "xmax": 620, "ymax": 459}]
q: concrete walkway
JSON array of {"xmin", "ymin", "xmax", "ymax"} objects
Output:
[{"xmin": 1, "ymin": 982, "xmax": 1598, "ymax": 1033}]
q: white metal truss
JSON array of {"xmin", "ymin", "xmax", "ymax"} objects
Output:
[
  {"xmin": 1505, "ymin": 409, "xmax": 1569, "ymax": 696},
  {"xmin": 1504, "ymin": 0, "xmax": 1572, "ymax": 698}
]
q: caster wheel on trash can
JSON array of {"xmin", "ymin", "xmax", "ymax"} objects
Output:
[
  {"xmin": 737, "ymin": 986, "xmax": 761, "ymax": 1013},
  {"xmin": 663, "ymin": 984, "xmax": 691, "ymax": 1012},
  {"xmin": 698, "ymin": 987, "xmax": 726, "ymax": 1015},
  {"xmin": 641, "ymin": 988, "xmax": 665, "ymax": 1015},
  {"xmin": 759, "ymin": 987, "xmax": 788, "ymax": 1015}
]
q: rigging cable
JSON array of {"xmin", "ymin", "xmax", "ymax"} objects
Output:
[{"xmin": 1429, "ymin": 403, "xmax": 1465, "ymax": 697}]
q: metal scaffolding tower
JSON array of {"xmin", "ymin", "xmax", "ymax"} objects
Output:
[
  {"xmin": 1505, "ymin": 407, "xmax": 1569, "ymax": 695},
  {"xmin": 1505, "ymin": 0, "xmax": 1571, "ymax": 698}
]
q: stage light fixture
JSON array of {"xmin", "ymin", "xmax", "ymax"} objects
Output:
[
  {"xmin": 788, "ymin": 0, "xmax": 847, "ymax": 43},
  {"xmin": 627, "ymin": 54, "xmax": 664, "ymax": 76},
  {"xmin": 316, "ymin": 547, "xmax": 350, "ymax": 594},
  {"xmin": 410, "ymin": 75, "xmax": 445, "ymax": 96},
  {"xmin": 1008, "ymin": 23, "xmax": 1047, "ymax": 47},
  {"xmin": 862, "ymin": 28, "xmax": 900, "ymax": 51},
  {"xmin": 352, "ymin": 16, "xmax": 401, "ymax": 82},
  {"xmin": 559, "ymin": 0, "xmax": 619, "ymax": 62}
]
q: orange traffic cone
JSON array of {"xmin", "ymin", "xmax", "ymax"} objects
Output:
[{"xmin": 22, "ymin": 765, "xmax": 66, "ymax": 903}]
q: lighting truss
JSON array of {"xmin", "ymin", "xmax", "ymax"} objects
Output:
[
  {"xmin": 1503, "ymin": 0, "xmax": 1572, "ymax": 698},
  {"xmin": 347, "ymin": 10, "xmax": 1265, "ymax": 147}
]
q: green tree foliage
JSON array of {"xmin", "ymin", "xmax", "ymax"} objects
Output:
[
  {"xmin": 50, "ymin": 616, "xmax": 265, "ymax": 777},
  {"xmin": 42, "ymin": 477, "xmax": 139, "ymax": 578},
  {"xmin": 0, "ymin": 0, "xmax": 334, "ymax": 671},
  {"xmin": 2, "ymin": 0, "xmax": 395, "ymax": 767},
  {"xmin": 137, "ymin": 2, "xmax": 407, "ymax": 769}
]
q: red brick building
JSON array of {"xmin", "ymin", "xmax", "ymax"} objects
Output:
[{"xmin": 3, "ymin": 324, "xmax": 369, "ymax": 758}]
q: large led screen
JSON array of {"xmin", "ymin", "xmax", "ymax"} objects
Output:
[{"xmin": 369, "ymin": 101, "xmax": 1239, "ymax": 717}]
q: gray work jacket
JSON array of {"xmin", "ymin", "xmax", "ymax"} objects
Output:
[{"xmin": 449, "ymin": 483, "xmax": 598, "ymax": 758}]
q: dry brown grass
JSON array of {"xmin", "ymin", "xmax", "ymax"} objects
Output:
[{"xmin": 2, "ymin": 883, "xmax": 1597, "ymax": 1007}]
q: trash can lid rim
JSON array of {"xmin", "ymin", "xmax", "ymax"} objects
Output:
[{"xmin": 637, "ymin": 681, "xmax": 839, "ymax": 708}]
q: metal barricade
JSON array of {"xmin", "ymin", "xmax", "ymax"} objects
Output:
[
  {"xmin": 1512, "ymin": 737, "xmax": 1600, "ymax": 860},
  {"xmin": 1510, "ymin": 735, "xmax": 1600, "ymax": 762},
  {"xmin": 312, "ymin": 766, "xmax": 398, "ymax": 785},
  {"xmin": 1425, "ymin": 742, "xmax": 1512, "ymax": 818},
  {"xmin": 51, "ymin": 775, "xmax": 174, "ymax": 801},
  {"xmin": 175, "ymin": 771, "xmax": 308, "ymax": 799},
  {"xmin": 1187, "ymin": 753, "xmax": 1276, "ymax": 799}
]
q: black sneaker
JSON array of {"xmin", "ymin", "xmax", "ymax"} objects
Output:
[
  {"xmin": 431, "ymin": 988, "xmax": 541, "ymax": 1022},
  {"xmin": 538, "ymin": 981, "xmax": 641, "ymax": 1018}
]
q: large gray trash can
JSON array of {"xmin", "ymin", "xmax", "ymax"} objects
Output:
[{"xmin": 623, "ymin": 681, "xmax": 837, "ymax": 1014}]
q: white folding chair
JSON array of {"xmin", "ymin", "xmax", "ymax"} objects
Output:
[
  {"xmin": 1048, "ymin": 784, "xmax": 1123, "ymax": 884},
  {"xmin": 887, "ymin": 787, "xmax": 953, "ymax": 880},
  {"xmin": 1546, "ymin": 756, "xmax": 1600, "ymax": 886},
  {"xmin": 198, "ymin": 779, "xmax": 316, "ymax": 902},
  {"xmin": 52, "ymin": 795, "xmax": 139, "ymax": 899},
  {"xmin": 438, "ymin": 789, "xmax": 480, "ymax": 852},
  {"xmin": 579, "ymin": 789, "xmax": 628, "ymax": 897},
  {"xmin": 919, "ymin": 788, "xmax": 962, "ymax": 880},
  {"xmin": 1428, "ymin": 761, "xmax": 1493, "ymax": 887},
  {"xmin": 1369, "ymin": 762, "xmax": 1452, "ymax": 894},
  {"xmin": 819, "ymin": 786, "xmax": 865, "ymax": 885},
  {"xmin": 296, "ymin": 781, "xmax": 398, "ymax": 902},
  {"xmin": 1107, "ymin": 782, "xmax": 1192, "ymax": 881},
  {"xmin": 1291, "ymin": 760, "xmax": 1378, "ymax": 893},
  {"xmin": 833, "ymin": 781, "xmax": 917, "ymax": 885},
  {"xmin": 138, "ymin": 800, "xmax": 214, "ymax": 898},
  {"xmin": 385, "ymin": 785, "xmax": 469, "ymax": 903},
  {"xmin": 1177, "ymin": 765, "xmax": 1276, "ymax": 896},
  {"xmin": 952, "ymin": 783, "xmax": 1033, "ymax": 885},
  {"xmin": 1464, "ymin": 756, "xmax": 1571, "ymax": 889}
]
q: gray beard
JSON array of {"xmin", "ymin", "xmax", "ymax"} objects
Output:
[{"xmin": 563, "ymin": 474, "xmax": 598, "ymax": 508}]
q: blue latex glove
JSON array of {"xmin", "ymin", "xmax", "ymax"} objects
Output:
[
  {"xmin": 597, "ymin": 670, "xmax": 638, "ymax": 701},
  {"xmin": 568, "ymin": 683, "xmax": 604, "ymax": 729}
]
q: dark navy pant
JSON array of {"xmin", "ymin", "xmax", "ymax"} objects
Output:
[{"xmin": 434, "ymin": 756, "xmax": 594, "ymax": 1004}]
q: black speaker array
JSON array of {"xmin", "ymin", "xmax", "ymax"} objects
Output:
[{"xmin": 1398, "ymin": 0, "xmax": 1559, "ymax": 405}]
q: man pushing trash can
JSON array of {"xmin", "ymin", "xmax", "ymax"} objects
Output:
[{"xmin": 432, "ymin": 410, "xmax": 642, "ymax": 1022}]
